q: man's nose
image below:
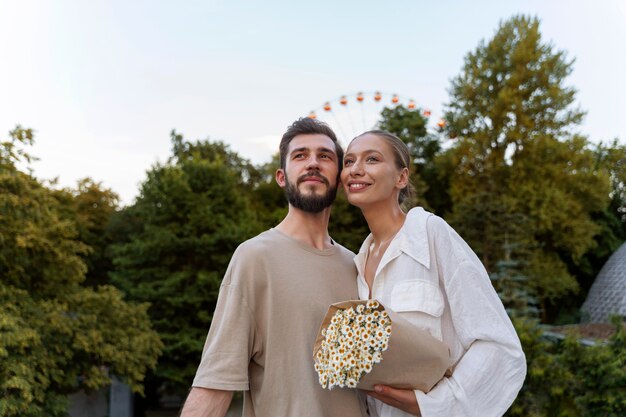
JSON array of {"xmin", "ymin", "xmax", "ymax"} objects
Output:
[{"xmin": 306, "ymin": 156, "xmax": 320, "ymax": 169}]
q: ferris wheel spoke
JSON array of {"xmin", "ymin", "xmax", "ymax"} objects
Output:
[{"xmin": 308, "ymin": 91, "xmax": 445, "ymax": 144}]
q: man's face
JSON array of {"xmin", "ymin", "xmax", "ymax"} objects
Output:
[{"xmin": 277, "ymin": 134, "xmax": 340, "ymax": 213}]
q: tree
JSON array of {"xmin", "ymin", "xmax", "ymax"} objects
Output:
[
  {"xmin": 442, "ymin": 16, "xmax": 613, "ymax": 318},
  {"xmin": 378, "ymin": 105, "xmax": 450, "ymax": 214},
  {"xmin": 505, "ymin": 318, "xmax": 568, "ymax": 417},
  {"xmin": 110, "ymin": 132, "xmax": 263, "ymax": 396},
  {"xmin": 0, "ymin": 127, "xmax": 162, "ymax": 416},
  {"xmin": 444, "ymin": 15, "xmax": 584, "ymax": 184},
  {"xmin": 447, "ymin": 189, "xmax": 532, "ymax": 273},
  {"xmin": 51, "ymin": 178, "xmax": 121, "ymax": 287},
  {"xmin": 509, "ymin": 135, "xmax": 610, "ymax": 316},
  {"xmin": 594, "ymin": 139, "xmax": 626, "ymax": 230},
  {"xmin": 490, "ymin": 253, "xmax": 539, "ymax": 319},
  {"xmin": 248, "ymin": 154, "xmax": 289, "ymax": 229},
  {"xmin": 507, "ymin": 317, "xmax": 626, "ymax": 416},
  {"xmin": 557, "ymin": 317, "xmax": 626, "ymax": 416}
]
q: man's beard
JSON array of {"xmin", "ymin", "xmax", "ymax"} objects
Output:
[{"xmin": 284, "ymin": 172, "xmax": 338, "ymax": 213}]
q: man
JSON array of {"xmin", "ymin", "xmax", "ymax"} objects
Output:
[{"xmin": 180, "ymin": 118, "xmax": 367, "ymax": 417}]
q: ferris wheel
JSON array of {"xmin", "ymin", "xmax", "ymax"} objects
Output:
[{"xmin": 307, "ymin": 91, "xmax": 445, "ymax": 146}]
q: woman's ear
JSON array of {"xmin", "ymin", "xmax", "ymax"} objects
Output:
[
  {"xmin": 275, "ymin": 169, "xmax": 286, "ymax": 188},
  {"xmin": 396, "ymin": 167, "xmax": 409, "ymax": 189}
]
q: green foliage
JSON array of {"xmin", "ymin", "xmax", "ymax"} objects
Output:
[
  {"xmin": 445, "ymin": 15, "xmax": 583, "ymax": 161},
  {"xmin": 0, "ymin": 126, "xmax": 37, "ymax": 168},
  {"xmin": 249, "ymin": 153, "xmax": 289, "ymax": 228},
  {"xmin": 558, "ymin": 317, "xmax": 626, "ymax": 415},
  {"xmin": 449, "ymin": 191, "xmax": 531, "ymax": 272},
  {"xmin": 510, "ymin": 136, "xmax": 610, "ymax": 312},
  {"xmin": 0, "ymin": 127, "xmax": 162, "ymax": 415},
  {"xmin": 508, "ymin": 318, "xmax": 626, "ymax": 416},
  {"xmin": 328, "ymin": 191, "xmax": 369, "ymax": 254},
  {"xmin": 378, "ymin": 105, "xmax": 431, "ymax": 160},
  {"xmin": 56, "ymin": 178, "xmax": 121, "ymax": 287},
  {"xmin": 110, "ymin": 132, "xmax": 263, "ymax": 394},
  {"xmin": 0, "ymin": 285, "xmax": 69, "ymax": 417},
  {"xmin": 591, "ymin": 139, "xmax": 626, "ymax": 243},
  {"xmin": 596, "ymin": 140, "xmax": 626, "ymax": 219},
  {"xmin": 506, "ymin": 318, "xmax": 566, "ymax": 417},
  {"xmin": 442, "ymin": 15, "xmax": 615, "ymax": 319},
  {"xmin": 490, "ymin": 255, "xmax": 539, "ymax": 319}
]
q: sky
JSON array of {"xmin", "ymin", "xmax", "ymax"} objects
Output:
[{"xmin": 2, "ymin": 0, "xmax": 625, "ymax": 205}]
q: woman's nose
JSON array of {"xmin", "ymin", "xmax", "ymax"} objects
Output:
[{"xmin": 350, "ymin": 160, "xmax": 364, "ymax": 176}]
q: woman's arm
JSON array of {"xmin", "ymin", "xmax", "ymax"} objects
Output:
[
  {"xmin": 365, "ymin": 385, "xmax": 421, "ymax": 416},
  {"xmin": 415, "ymin": 217, "xmax": 527, "ymax": 417}
]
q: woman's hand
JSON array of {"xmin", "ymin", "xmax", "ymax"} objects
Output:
[{"xmin": 365, "ymin": 385, "xmax": 421, "ymax": 416}]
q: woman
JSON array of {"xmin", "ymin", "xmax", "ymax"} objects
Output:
[{"xmin": 341, "ymin": 131, "xmax": 526, "ymax": 417}]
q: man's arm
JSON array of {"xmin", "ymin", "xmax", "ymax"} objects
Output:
[{"xmin": 179, "ymin": 387, "xmax": 233, "ymax": 417}]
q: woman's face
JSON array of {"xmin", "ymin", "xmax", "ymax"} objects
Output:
[{"xmin": 340, "ymin": 133, "xmax": 406, "ymax": 209}]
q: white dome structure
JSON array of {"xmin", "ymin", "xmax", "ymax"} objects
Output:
[{"xmin": 581, "ymin": 241, "xmax": 626, "ymax": 323}]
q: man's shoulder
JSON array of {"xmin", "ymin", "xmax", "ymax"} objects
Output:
[
  {"xmin": 331, "ymin": 240, "xmax": 357, "ymax": 261},
  {"xmin": 233, "ymin": 229, "xmax": 280, "ymax": 256},
  {"xmin": 233, "ymin": 229, "xmax": 356, "ymax": 266},
  {"xmin": 230, "ymin": 228, "xmax": 304, "ymax": 268},
  {"xmin": 221, "ymin": 230, "xmax": 279, "ymax": 287}
]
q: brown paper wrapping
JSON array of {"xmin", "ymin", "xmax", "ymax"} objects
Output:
[{"xmin": 313, "ymin": 299, "xmax": 452, "ymax": 392}]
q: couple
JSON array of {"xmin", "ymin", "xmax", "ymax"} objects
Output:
[{"xmin": 180, "ymin": 118, "xmax": 526, "ymax": 417}]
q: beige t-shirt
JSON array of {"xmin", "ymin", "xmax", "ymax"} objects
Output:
[{"xmin": 193, "ymin": 228, "xmax": 367, "ymax": 417}]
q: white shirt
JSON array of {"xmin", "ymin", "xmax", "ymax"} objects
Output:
[{"xmin": 354, "ymin": 207, "xmax": 526, "ymax": 417}]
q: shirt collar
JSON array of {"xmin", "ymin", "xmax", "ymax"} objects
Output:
[{"xmin": 355, "ymin": 207, "xmax": 432, "ymax": 272}]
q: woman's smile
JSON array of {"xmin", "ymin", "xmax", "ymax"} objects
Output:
[{"xmin": 346, "ymin": 181, "xmax": 371, "ymax": 192}]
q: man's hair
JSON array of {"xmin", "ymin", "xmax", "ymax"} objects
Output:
[{"xmin": 279, "ymin": 118, "xmax": 343, "ymax": 171}]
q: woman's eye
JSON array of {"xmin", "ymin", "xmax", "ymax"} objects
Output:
[
  {"xmin": 344, "ymin": 159, "xmax": 354, "ymax": 166},
  {"xmin": 366, "ymin": 156, "xmax": 379, "ymax": 162}
]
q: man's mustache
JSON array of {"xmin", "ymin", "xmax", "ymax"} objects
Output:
[{"xmin": 297, "ymin": 173, "xmax": 329, "ymax": 186}]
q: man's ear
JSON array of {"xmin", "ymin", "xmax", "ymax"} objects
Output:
[{"xmin": 276, "ymin": 169, "xmax": 286, "ymax": 188}]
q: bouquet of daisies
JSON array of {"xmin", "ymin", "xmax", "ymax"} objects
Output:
[{"xmin": 313, "ymin": 300, "xmax": 450, "ymax": 392}]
